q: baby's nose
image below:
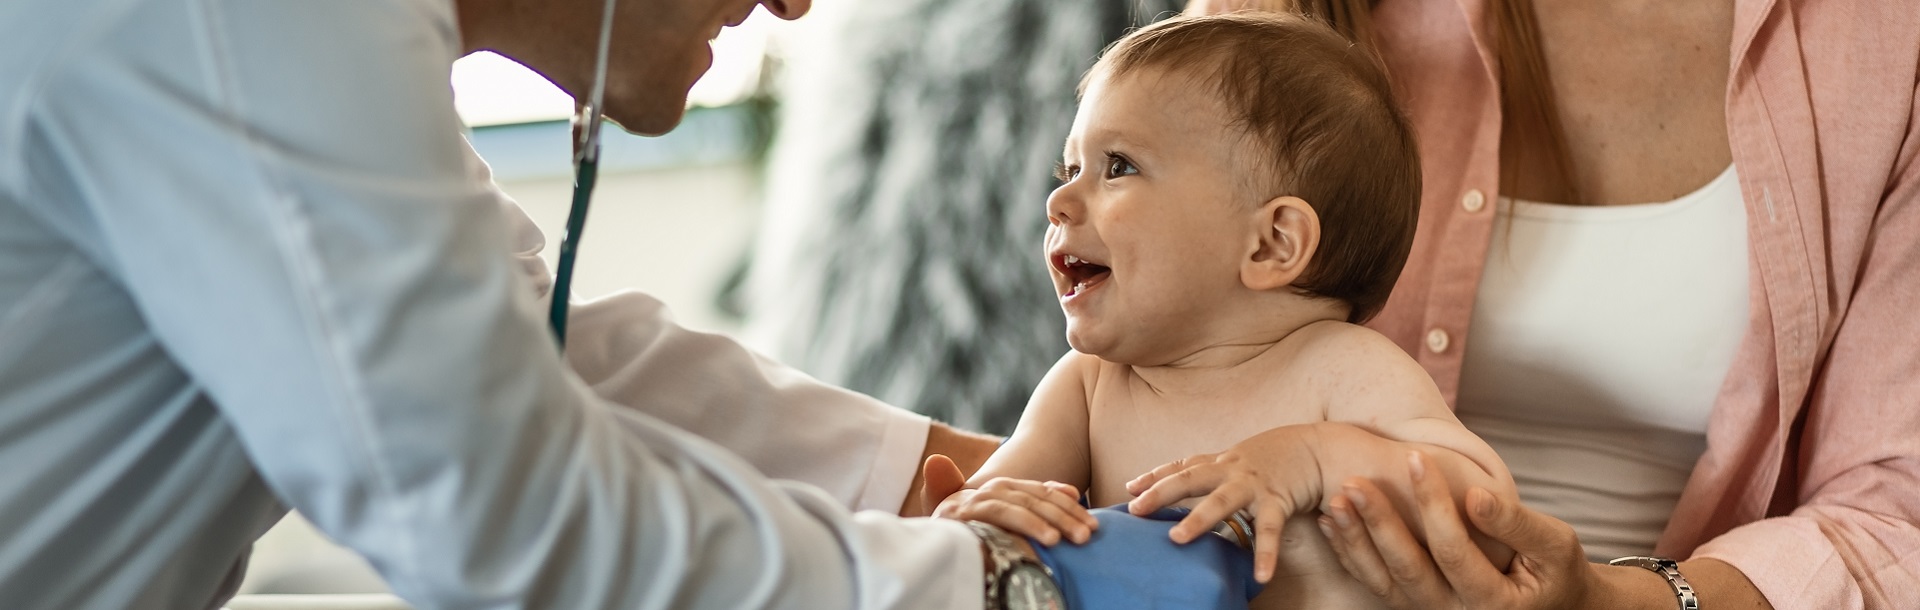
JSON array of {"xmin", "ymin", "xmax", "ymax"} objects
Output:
[{"xmin": 1045, "ymin": 190, "xmax": 1080, "ymax": 225}]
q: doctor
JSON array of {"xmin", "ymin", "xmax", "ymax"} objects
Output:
[{"xmin": 0, "ymin": 0, "xmax": 1257, "ymax": 608}]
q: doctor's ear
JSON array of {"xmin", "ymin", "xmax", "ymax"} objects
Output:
[{"xmin": 1241, "ymin": 195, "xmax": 1320, "ymax": 291}]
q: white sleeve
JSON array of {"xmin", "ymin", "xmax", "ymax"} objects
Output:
[
  {"xmin": 24, "ymin": 0, "xmax": 979, "ymax": 607},
  {"xmin": 482, "ymin": 144, "xmax": 932, "ymax": 514},
  {"xmin": 562, "ymin": 291, "xmax": 934, "ymax": 512}
]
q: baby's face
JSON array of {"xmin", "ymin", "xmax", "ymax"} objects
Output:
[{"xmin": 1046, "ymin": 68, "xmax": 1262, "ymax": 364}]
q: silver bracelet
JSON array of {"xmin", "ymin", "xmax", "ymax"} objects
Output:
[{"xmin": 1607, "ymin": 556, "xmax": 1699, "ymax": 610}]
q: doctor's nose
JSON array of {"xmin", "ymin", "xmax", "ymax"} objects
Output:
[{"xmin": 761, "ymin": 0, "xmax": 811, "ymax": 20}]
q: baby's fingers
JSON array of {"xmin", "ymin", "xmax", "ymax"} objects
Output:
[
  {"xmin": 978, "ymin": 479, "xmax": 1095, "ymax": 543},
  {"xmin": 1128, "ymin": 460, "xmax": 1226, "ymax": 516},
  {"xmin": 959, "ymin": 498, "xmax": 1067, "ymax": 545},
  {"xmin": 1125, "ymin": 453, "xmax": 1218, "ymax": 497},
  {"xmin": 1166, "ymin": 483, "xmax": 1251, "ymax": 544},
  {"xmin": 1252, "ymin": 501, "xmax": 1285, "ymax": 583}
]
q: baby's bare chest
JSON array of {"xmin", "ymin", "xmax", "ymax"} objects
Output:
[
  {"xmin": 1082, "ymin": 373, "xmax": 1325, "ymax": 507},
  {"xmin": 1081, "ymin": 370, "xmax": 1388, "ymax": 610}
]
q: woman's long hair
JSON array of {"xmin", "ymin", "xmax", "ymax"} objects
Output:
[{"xmin": 1230, "ymin": 0, "xmax": 1580, "ymax": 204}]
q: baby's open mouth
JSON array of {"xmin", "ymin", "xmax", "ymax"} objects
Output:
[{"xmin": 1055, "ymin": 254, "xmax": 1112, "ymax": 297}]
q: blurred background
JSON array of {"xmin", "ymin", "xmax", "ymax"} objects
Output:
[{"xmin": 239, "ymin": 0, "xmax": 1179, "ymax": 595}]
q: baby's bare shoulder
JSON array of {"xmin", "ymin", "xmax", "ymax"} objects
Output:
[
  {"xmin": 1286, "ymin": 321, "xmax": 1416, "ymax": 366},
  {"xmin": 1287, "ymin": 322, "xmax": 1447, "ymax": 420}
]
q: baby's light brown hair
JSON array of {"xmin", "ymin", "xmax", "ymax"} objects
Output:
[{"xmin": 1084, "ymin": 12, "xmax": 1420, "ymax": 323}]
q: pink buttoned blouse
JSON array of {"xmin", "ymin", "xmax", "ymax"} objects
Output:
[{"xmin": 1362, "ymin": 0, "xmax": 1920, "ymax": 607}]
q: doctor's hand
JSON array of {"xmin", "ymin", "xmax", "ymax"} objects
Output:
[
  {"xmin": 899, "ymin": 426, "xmax": 999, "ymax": 516},
  {"xmin": 1030, "ymin": 505, "xmax": 1264, "ymax": 609},
  {"xmin": 927, "ymin": 458, "xmax": 1096, "ymax": 546}
]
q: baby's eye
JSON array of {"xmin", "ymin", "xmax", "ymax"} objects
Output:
[
  {"xmin": 1053, "ymin": 161, "xmax": 1080, "ymax": 183},
  {"xmin": 1105, "ymin": 153, "xmax": 1138, "ymax": 179}
]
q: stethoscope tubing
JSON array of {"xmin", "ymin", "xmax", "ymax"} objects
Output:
[
  {"xmin": 547, "ymin": 155, "xmax": 598, "ymax": 348},
  {"xmin": 547, "ymin": 0, "xmax": 619, "ymax": 350}
]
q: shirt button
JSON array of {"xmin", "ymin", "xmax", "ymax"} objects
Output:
[
  {"xmin": 1425, "ymin": 328, "xmax": 1451, "ymax": 354},
  {"xmin": 1461, "ymin": 189, "xmax": 1486, "ymax": 213}
]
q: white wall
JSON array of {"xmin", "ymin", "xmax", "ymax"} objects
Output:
[{"xmin": 508, "ymin": 161, "xmax": 764, "ymax": 334}]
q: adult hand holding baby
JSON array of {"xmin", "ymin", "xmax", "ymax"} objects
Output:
[
  {"xmin": 1316, "ymin": 468, "xmax": 1596, "ymax": 610},
  {"xmin": 1322, "ymin": 468, "xmax": 1762, "ymax": 610}
]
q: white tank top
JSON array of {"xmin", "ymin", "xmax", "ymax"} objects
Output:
[{"xmin": 1455, "ymin": 165, "xmax": 1748, "ymax": 560}]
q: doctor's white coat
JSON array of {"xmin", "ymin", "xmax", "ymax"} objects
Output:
[{"xmin": 0, "ymin": 0, "xmax": 983, "ymax": 608}]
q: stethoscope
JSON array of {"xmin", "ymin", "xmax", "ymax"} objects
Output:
[{"xmin": 547, "ymin": 0, "xmax": 619, "ymax": 350}]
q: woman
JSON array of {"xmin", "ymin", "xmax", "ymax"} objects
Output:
[{"xmin": 1146, "ymin": 0, "xmax": 1920, "ymax": 608}]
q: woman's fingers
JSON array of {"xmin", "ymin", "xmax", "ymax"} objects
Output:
[
  {"xmin": 1406, "ymin": 452, "xmax": 1509, "ymax": 598},
  {"xmin": 1462, "ymin": 485, "xmax": 1584, "ymax": 585},
  {"xmin": 1321, "ymin": 493, "xmax": 1405, "ymax": 606},
  {"xmin": 1339, "ymin": 478, "xmax": 1456, "ymax": 605}
]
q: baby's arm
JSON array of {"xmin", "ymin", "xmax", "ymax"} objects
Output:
[
  {"xmin": 1314, "ymin": 327, "xmax": 1514, "ymax": 530},
  {"xmin": 932, "ymin": 351, "xmax": 1101, "ymax": 545},
  {"xmin": 1129, "ymin": 325, "xmax": 1516, "ymax": 579}
]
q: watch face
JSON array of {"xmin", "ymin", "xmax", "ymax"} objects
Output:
[{"xmin": 1000, "ymin": 564, "xmax": 1065, "ymax": 610}]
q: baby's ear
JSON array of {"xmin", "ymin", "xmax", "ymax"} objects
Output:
[{"xmin": 1240, "ymin": 195, "xmax": 1320, "ymax": 291}]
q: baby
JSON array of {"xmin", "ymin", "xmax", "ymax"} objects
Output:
[{"xmin": 930, "ymin": 13, "xmax": 1517, "ymax": 608}]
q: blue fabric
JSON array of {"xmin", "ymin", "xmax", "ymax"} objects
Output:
[{"xmin": 1030, "ymin": 506, "xmax": 1263, "ymax": 609}]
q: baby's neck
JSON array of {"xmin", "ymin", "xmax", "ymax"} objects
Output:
[{"xmin": 1125, "ymin": 297, "xmax": 1349, "ymax": 396}]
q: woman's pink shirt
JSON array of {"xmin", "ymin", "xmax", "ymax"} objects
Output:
[{"xmin": 1364, "ymin": 0, "xmax": 1920, "ymax": 607}]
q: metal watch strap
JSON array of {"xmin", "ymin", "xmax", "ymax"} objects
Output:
[
  {"xmin": 1608, "ymin": 556, "xmax": 1699, "ymax": 610},
  {"xmin": 966, "ymin": 521, "xmax": 1053, "ymax": 610}
]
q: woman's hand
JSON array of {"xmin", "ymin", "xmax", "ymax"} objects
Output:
[
  {"xmin": 1123, "ymin": 424, "xmax": 1324, "ymax": 583},
  {"xmin": 928, "ymin": 459, "xmax": 1098, "ymax": 546},
  {"xmin": 1318, "ymin": 454, "xmax": 1597, "ymax": 609}
]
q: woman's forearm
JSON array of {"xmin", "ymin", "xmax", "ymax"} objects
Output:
[
  {"xmin": 1588, "ymin": 558, "xmax": 1772, "ymax": 610},
  {"xmin": 1682, "ymin": 559, "xmax": 1774, "ymax": 610}
]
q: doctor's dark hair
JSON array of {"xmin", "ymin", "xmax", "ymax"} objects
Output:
[{"xmin": 1084, "ymin": 12, "xmax": 1421, "ymax": 324}]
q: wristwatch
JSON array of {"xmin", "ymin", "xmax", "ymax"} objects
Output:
[
  {"xmin": 1608, "ymin": 556, "xmax": 1699, "ymax": 610},
  {"xmin": 966, "ymin": 521, "xmax": 1067, "ymax": 610}
]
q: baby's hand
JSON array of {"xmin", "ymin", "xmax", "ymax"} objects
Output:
[
  {"xmin": 935, "ymin": 477, "xmax": 1099, "ymax": 546},
  {"xmin": 1125, "ymin": 425, "xmax": 1324, "ymax": 584}
]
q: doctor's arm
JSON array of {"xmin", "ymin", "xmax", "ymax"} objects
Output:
[
  {"xmin": 557, "ymin": 289, "xmax": 1002, "ymax": 515},
  {"xmin": 486, "ymin": 172, "xmax": 998, "ymax": 516},
  {"xmin": 39, "ymin": 2, "xmax": 983, "ymax": 608}
]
